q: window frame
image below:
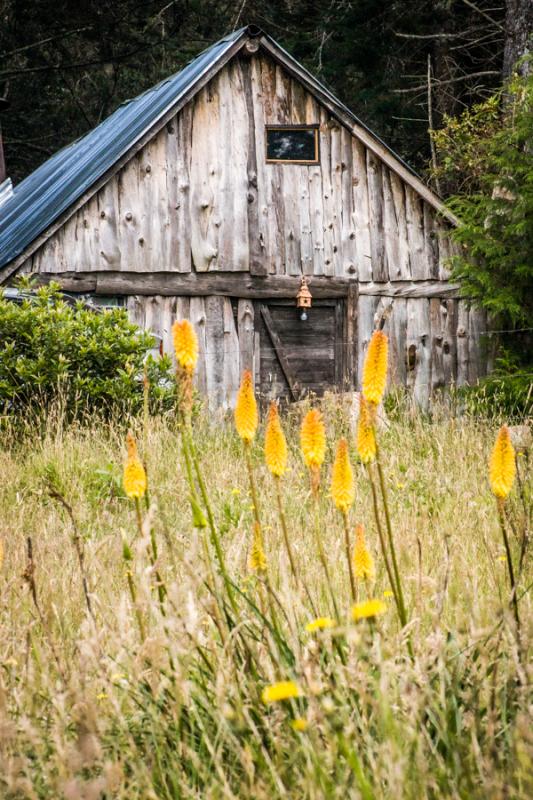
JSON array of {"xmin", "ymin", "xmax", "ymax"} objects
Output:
[{"xmin": 265, "ymin": 124, "xmax": 320, "ymax": 165}]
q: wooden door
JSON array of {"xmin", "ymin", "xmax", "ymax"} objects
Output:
[{"xmin": 254, "ymin": 298, "xmax": 351, "ymax": 403}]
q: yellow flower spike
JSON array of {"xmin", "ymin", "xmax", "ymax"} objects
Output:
[
  {"xmin": 249, "ymin": 522, "xmax": 267, "ymax": 572},
  {"xmin": 331, "ymin": 438, "xmax": 355, "ymax": 512},
  {"xmin": 362, "ymin": 330, "xmax": 388, "ymax": 406},
  {"xmin": 123, "ymin": 432, "xmax": 147, "ymax": 499},
  {"xmin": 300, "ymin": 409, "xmax": 326, "ymax": 470},
  {"xmin": 172, "ymin": 320, "xmax": 198, "ymax": 374},
  {"xmin": 356, "ymin": 395, "xmax": 377, "ymax": 463},
  {"xmin": 305, "ymin": 617, "xmax": 336, "ymax": 632},
  {"xmin": 353, "ymin": 524, "xmax": 376, "ymax": 581},
  {"xmin": 261, "ymin": 681, "xmax": 302, "ymax": 703},
  {"xmin": 489, "ymin": 425, "xmax": 516, "ymax": 499},
  {"xmin": 264, "ymin": 402, "xmax": 288, "ymax": 477},
  {"xmin": 235, "ymin": 370, "xmax": 258, "ymax": 443},
  {"xmin": 352, "ymin": 598, "xmax": 387, "ymax": 621}
]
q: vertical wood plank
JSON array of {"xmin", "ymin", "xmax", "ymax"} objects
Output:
[
  {"xmin": 366, "ymin": 150, "xmax": 387, "ymax": 281},
  {"xmin": 382, "ymin": 168, "xmax": 400, "ymax": 281},
  {"xmin": 406, "ymin": 186, "xmax": 427, "ymax": 280},
  {"xmin": 456, "ymin": 301, "xmax": 470, "ymax": 387},
  {"xmin": 185, "ymin": 297, "xmax": 206, "ymax": 394},
  {"xmin": 406, "ymin": 298, "xmax": 431, "ymax": 409},
  {"xmin": 351, "ymin": 139, "xmax": 372, "ymax": 280},
  {"xmin": 238, "ymin": 298, "xmax": 255, "ymax": 374}
]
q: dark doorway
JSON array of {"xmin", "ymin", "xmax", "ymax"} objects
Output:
[{"xmin": 254, "ymin": 298, "xmax": 349, "ymax": 404}]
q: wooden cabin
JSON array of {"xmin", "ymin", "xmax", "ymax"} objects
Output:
[{"xmin": 0, "ymin": 25, "xmax": 489, "ymax": 409}]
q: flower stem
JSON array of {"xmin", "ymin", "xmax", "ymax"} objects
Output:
[
  {"xmin": 497, "ymin": 498, "xmax": 521, "ymax": 636},
  {"xmin": 374, "ymin": 442, "xmax": 408, "ymax": 629},
  {"xmin": 185, "ymin": 427, "xmax": 238, "ymax": 617},
  {"xmin": 274, "ymin": 476, "xmax": 317, "ymax": 616},
  {"xmin": 310, "ymin": 481, "xmax": 340, "ymax": 620},
  {"xmin": 342, "ymin": 511, "xmax": 357, "ymax": 602}
]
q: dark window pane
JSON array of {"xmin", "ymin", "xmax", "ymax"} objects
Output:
[{"xmin": 266, "ymin": 128, "xmax": 317, "ymax": 162}]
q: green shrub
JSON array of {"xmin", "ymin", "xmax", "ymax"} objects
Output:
[
  {"xmin": 0, "ymin": 281, "xmax": 175, "ymax": 418},
  {"xmin": 459, "ymin": 348, "xmax": 533, "ymax": 420}
]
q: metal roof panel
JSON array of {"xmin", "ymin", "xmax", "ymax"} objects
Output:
[{"xmin": 0, "ymin": 28, "xmax": 246, "ymax": 270}]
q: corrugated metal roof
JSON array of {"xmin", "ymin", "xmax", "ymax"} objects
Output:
[{"xmin": 0, "ymin": 28, "xmax": 246, "ymax": 271}]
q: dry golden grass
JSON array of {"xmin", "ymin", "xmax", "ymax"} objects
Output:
[{"xmin": 0, "ymin": 398, "xmax": 531, "ymax": 799}]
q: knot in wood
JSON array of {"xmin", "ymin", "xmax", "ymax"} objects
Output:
[{"xmin": 125, "ymin": 212, "xmax": 133, "ymax": 221}]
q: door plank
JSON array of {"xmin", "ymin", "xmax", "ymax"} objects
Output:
[{"xmin": 260, "ymin": 304, "xmax": 300, "ymax": 400}]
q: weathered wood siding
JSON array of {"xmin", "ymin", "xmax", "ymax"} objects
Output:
[
  {"xmin": 21, "ymin": 48, "xmax": 489, "ymax": 406},
  {"xmin": 27, "ymin": 52, "xmax": 452, "ymax": 282}
]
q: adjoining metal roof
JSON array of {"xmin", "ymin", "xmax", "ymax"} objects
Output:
[
  {"xmin": 0, "ymin": 28, "xmax": 247, "ymax": 272},
  {"xmin": 0, "ymin": 25, "xmax": 449, "ymax": 278}
]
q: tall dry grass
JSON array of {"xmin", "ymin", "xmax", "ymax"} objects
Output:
[{"xmin": 0, "ymin": 369, "xmax": 531, "ymax": 798}]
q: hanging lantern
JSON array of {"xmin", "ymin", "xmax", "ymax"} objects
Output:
[{"xmin": 296, "ymin": 276, "xmax": 312, "ymax": 321}]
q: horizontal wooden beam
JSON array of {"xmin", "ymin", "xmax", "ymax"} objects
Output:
[{"xmin": 32, "ymin": 270, "xmax": 461, "ymax": 299}]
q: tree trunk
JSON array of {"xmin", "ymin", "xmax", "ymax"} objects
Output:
[{"xmin": 503, "ymin": 0, "xmax": 533, "ymax": 77}]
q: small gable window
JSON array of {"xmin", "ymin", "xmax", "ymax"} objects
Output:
[{"xmin": 266, "ymin": 125, "xmax": 319, "ymax": 164}]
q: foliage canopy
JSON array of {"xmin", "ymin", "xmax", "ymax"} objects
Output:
[{"xmin": 433, "ymin": 67, "xmax": 533, "ymax": 327}]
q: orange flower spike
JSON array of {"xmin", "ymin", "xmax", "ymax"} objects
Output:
[
  {"xmin": 356, "ymin": 395, "xmax": 376, "ymax": 464},
  {"xmin": 300, "ymin": 409, "xmax": 326, "ymax": 470},
  {"xmin": 353, "ymin": 523, "xmax": 376, "ymax": 581},
  {"xmin": 331, "ymin": 438, "xmax": 355, "ymax": 512},
  {"xmin": 172, "ymin": 320, "xmax": 198, "ymax": 374},
  {"xmin": 362, "ymin": 330, "xmax": 388, "ymax": 407},
  {"xmin": 489, "ymin": 426, "xmax": 516, "ymax": 499},
  {"xmin": 265, "ymin": 402, "xmax": 288, "ymax": 477},
  {"xmin": 123, "ymin": 431, "xmax": 147, "ymax": 499},
  {"xmin": 235, "ymin": 370, "xmax": 258, "ymax": 443}
]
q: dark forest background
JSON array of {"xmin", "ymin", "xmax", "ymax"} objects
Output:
[{"xmin": 0, "ymin": 0, "xmax": 531, "ymax": 187}]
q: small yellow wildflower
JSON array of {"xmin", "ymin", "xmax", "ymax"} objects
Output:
[
  {"xmin": 235, "ymin": 370, "xmax": 258, "ymax": 442},
  {"xmin": 261, "ymin": 681, "xmax": 302, "ymax": 703},
  {"xmin": 489, "ymin": 425, "xmax": 516, "ymax": 499},
  {"xmin": 362, "ymin": 330, "xmax": 388, "ymax": 406},
  {"xmin": 264, "ymin": 402, "xmax": 288, "ymax": 477},
  {"xmin": 291, "ymin": 718, "xmax": 309, "ymax": 732},
  {"xmin": 353, "ymin": 524, "xmax": 375, "ymax": 581},
  {"xmin": 330, "ymin": 438, "xmax": 355, "ymax": 512},
  {"xmin": 383, "ymin": 590, "xmax": 394, "ymax": 598},
  {"xmin": 305, "ymin": 617, "xmax": 336, "ymax": 632},
  {"xmin": 123, "ymin": 432, "xmax": 147, "ymax": 499},
  {"xmin": 172, "ymin": 319, "xmax": 198, "ymax": 373},
  {"xmin": 352, "ymin": 598, "xmax": 387, "ymax": 621}
]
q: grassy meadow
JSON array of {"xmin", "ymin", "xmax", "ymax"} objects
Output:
[{"xmin": 0, "ymin": 385, "xmax": 531, "ymax": 798}]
